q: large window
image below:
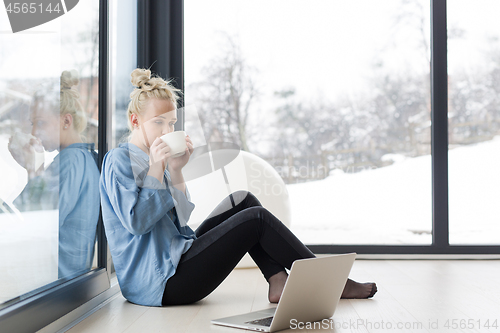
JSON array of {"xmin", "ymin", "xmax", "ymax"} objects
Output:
[
  {"xmin": 447, "ymin": 0, "xmax": 500, "ymax": 245},
  {"xmin": 0, "ymin": 0, "xmax": 101, "ymax": 306},
  {"xmin": 185, "ymin": 0, "xmax": 432, "ymax": 245},
  {"xmin": 184, "ymin": 0, "xmax": 500, "ymax": 253},
  {"xmin": 0, "ymin": 1, "xmax": 115, "ymax": 331}
]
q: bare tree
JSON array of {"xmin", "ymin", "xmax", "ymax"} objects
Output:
[
  {"xmin": 392, "ymin": 0, "xmax": 431, "ymax": 66},
  {"xmin": 448, "ymin": 36, "xmax": 500, "ymax": 144},
  {"xmin": 188, "ymin": 35, "xmax": 258, "ymax": 152}
]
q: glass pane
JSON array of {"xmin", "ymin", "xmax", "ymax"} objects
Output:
[
  {"xmin": 110, "ymin": 0, "xmax": 137, "ymax": 148},
  {"xmin": 448, "ymin": 0, "xmax": 500, "ymax": 245},
  {"xmin": 107, "ymin": 0, "xmax": 138, "ymax": 275},
  {"xmin": 0, "ymin": 1, "xmax": 100, "ymax": 306},
  {"xmin": 185, "ymin": 0, "xmax": 432, "ymax": 244}
]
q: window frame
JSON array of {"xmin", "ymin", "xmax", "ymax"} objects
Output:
[
  {"xmin": 178, "ymin": 0, "xmax": 500, "ymax": 255},
  {"xmin": 310, "ymin": 0, "xmax": 498, "ymax": 255},
  {"xmin": 0, "ymin": 0, "xmax": 113, "ymax": 331}
]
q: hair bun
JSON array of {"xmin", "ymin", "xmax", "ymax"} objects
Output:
[
  {"xmin": 61, "ymin": 69, "xmax": 79, "ymax": 90},
  {"xmin": 131, "ymin": 68, "xmax": 152, "ymax": 89}
]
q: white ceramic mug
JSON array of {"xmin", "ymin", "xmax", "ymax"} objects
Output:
[
  {"xmin": 160, "ymin": 131, "xmax": 187, "ymax": 158},
  {"xmin": 10, "ymin": 132, "xmax": 45, "ymax": 170},
  {"xmin": 12, "ymin": 131, "xmax": 36, "ymax": 148}
]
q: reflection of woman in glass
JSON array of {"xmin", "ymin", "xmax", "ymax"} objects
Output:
[
  {"xmin": 8, "ymin": 70, "xmax": 100, "ymax": 279},
  {"xmin": 100, "ymin": 68, "xmax": 376, "ymax": 307}
]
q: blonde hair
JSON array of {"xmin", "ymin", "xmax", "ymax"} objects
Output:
[
  {"xmin": 60, "ymin": 70, "xmax": 87, "ymax": 134},
  {"xmin": 126, "ymin": 68, "xmax": 181, "ymax": 136}
]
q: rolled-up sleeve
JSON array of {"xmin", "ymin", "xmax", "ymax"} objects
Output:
[
  {"xmin": 102, "ymin": 150, "xmax": 175, "ymax": 236},
  {"xmin": 143, "ymin": 175, "xmax": 167, "ymax": 190}
]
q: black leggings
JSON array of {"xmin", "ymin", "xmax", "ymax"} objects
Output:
[{"xmin": 162, "ymin": 191, "xmax": 315, "ymax": 305}]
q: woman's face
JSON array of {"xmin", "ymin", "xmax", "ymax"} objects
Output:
[
  {"xmin": 136, "ymin": 98, "xmax": 177, "ymax": 149},
  {"xmin": 30, "ymin": 110, "xmax": 62, "ymax": 152}
]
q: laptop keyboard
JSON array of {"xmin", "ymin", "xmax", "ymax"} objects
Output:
[{"xmin": 245, "ymin": 316, "xmax": 273, "ymax": 327}]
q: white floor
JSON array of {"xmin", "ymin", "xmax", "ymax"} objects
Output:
[{"xmin": 68, "ymin": 260, "xmax": 500, "ymax": 333}]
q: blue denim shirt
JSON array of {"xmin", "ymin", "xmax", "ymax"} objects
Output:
[
  {"xmin": 57, "ymin": 143, "xmax": 100, "ymax": 278},
  {"xmin": 100, "ymin": 142, "xmax": 196, "ymax": 306},
  {"xmin": 12, "ymin": 142, "xmax": 100, "ymax": 279}
]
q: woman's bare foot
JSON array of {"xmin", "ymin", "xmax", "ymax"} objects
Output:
[
  {"xmin": 268, "ymin": 271, "xmax": 288, "ymax": 303},
  {"xmin": 341, "ymin": 279, "xmax": 377, "ymax": 299}
]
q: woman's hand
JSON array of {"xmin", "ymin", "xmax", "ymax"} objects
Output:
[
  {"xmin": 149, "ymin": 137, "xmax": 169, "ymax": 169},
  {"xmin": 147, "ymin": 137, "xmax": 170, "ymax": 184},
  {"xmin": 8, "ymin": 135, "xmax": 44, "ymax": 177},
  {"xmin": 147, "ymin": 136, "xmax": 193, "ymax": 184},
  {"xmin": 167, "ymin": 135, "xmax": 194, "ymax": 173}
]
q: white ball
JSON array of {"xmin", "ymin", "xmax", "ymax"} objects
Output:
[{"xmin": 185, "ymin": 150, "xmax": 291, "ymax": 268}]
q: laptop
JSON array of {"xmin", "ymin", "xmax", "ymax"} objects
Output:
[{"xmin": 211, "ymin": 253, "xmax": 356, "ymax": 332}]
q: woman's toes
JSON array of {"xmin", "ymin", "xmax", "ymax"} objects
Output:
[
  {"xmin": 341, "ymin": 279, "xmax": 377, "ymax": 299},
  {"xmin": 367, "ymin": 283, "xmax": 377, "ymax": 298}
]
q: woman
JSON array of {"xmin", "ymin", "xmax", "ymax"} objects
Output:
[
  {"xmin": 99, "ymin": 68, "xmax": 377, "ymax": 307},
  {"xmin": 8, "ymin": 70, "xmax": 100, "ymax": 278}
]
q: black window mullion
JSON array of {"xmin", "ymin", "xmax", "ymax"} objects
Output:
[
  {"xmin": 137, "ymin": 0, "xmax": 152, "ymax": 72},
  {"xmin": 137, "ymin": 0, "xmax": 184, "ymax": 129},
  {"xmin": 170, "ymin": 0, "xmax": 185, "ymax": 128},
  {"xmin": 430, "ymin": 0, "xmax": 449, "ymax": 250},
  {"xmin": 98, "ymin": 0, "xmax": 110, "ymax": 269}
]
